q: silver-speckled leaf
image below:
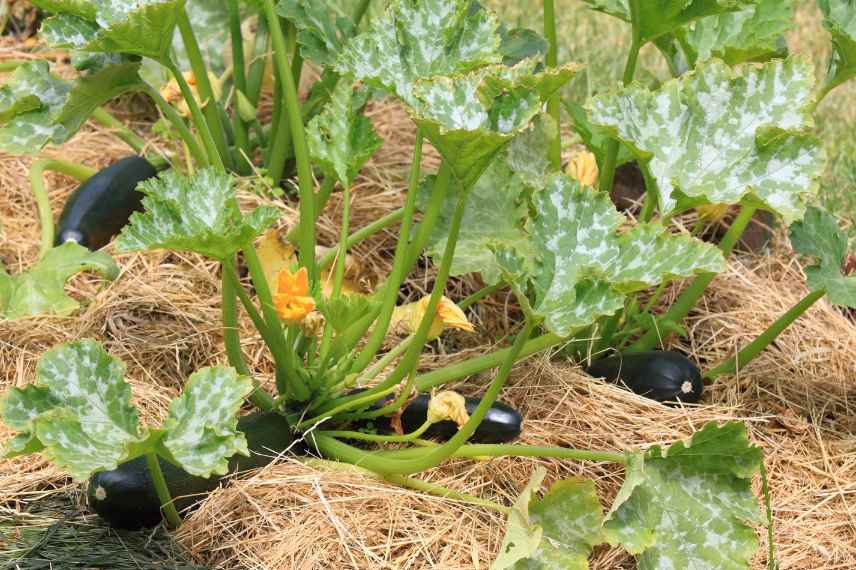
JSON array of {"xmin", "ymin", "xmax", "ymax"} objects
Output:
[
  {"xmin": 161, "ymin": 367, "xmax": 252, "ymax": 478},
  {"xmin": 40, "ymin": 13, "xmax": 100, "ymax": 48},
  {"xmin": 678, "ymin": 0, "xmax": 793, "ymax": 66},
  {"xmin": 0, "ymin": 61, "xmax": 71, "ymax": 154},
  {"xmin": 506, "ymin": 113, "xmax": 558, "ymax": 188},
  {"xmin": 277, "ymin": 0, "xmax": 355, "ymax": 67},
  {"xmin": 0, "ymin": 385, "xmax": 58, "ymax": 456},
  {"xmin": 588, "ymin": 58, "xmax": 824, "ymax": 224},
  {"xmin": 790, "ymin": 206, "xmax": 856, "ymax": 307},
  {"xmin": 604, "ymin": 422, "xmax": 763, "ymax": 570},
  {"xmin": 306, "ymin": 82, "xmax": 382, "ymax": 187},
  {"xmin": 419, "ymin": 159, "xmax": 533, "ymax": 285},
  {"xmin": 819, "ymin": 0, "xmax": 856, "ymax": 91},
  {"xmin": 582, "ymin": 0, "xmax": 752, "ymax": 43},
  {"xmin": 28, "ymin": 340, "xmax": 146, "ymax": 480},
  {"xmin": 86, "ymin": 1, "xmax": 183, "ymax": 61},
  {"xmin": 410, "ymin": 62, "xmax": 578, "ymax": 190},
  {"xmin": 0, "ymin": 242, "xmax": 119, "ymax": 319},
  {"xmin": 516, "ymin": 175, "xmax": 724, "ymax": 337},
  {"xmin": 336, "ymin": 0, "xmax": 503, "ymax": 106},
  {"xmin": 115, "ymin": 168, "xmax": 280, "ymax": 259}
]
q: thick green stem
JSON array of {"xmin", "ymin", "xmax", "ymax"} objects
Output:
[
  {"xmin": 543, "ymin": 0, "xmax": 561, "ymax": 169},
  {"xmin": 414, "ymin": 333, "xmax": 563, "ymax": 392},
  {"xmin": 145, "ymin": 453, "xmax": 182, "ymax": 528},
  {"xmin": 30, "ymin": 159, "xmax": 96, "ymax": 258},
  {"xmin": 176, "ymin": 10, "xmax": 232, "ymax": 171},
  {"xmin": 243, "ymin": 244, "xmax": 310, "ymax": 401},
  {"xmin": 266, "ymin": 22, "xmax": 303, "ymax": 185},
  {"xmin": 599, "ymin": 0, "xmax": 642, "ymax": 193},
  {"xmin": 143, "ymin": 83, "xmax": 208, "ymax": 167},
  {"xmin": 221, "ymin": 256, "xmax": 276, "ymax": 411},
  {"xmin": 286, "ymin": 177, "xmax": 337, "ymax": 244},
  {"xmin": 404, "ymin": 163, "xmax": 451, "ymax": 273},
  {"xmin": 312, "ymin": 321, "xmax": 537, "ymax": 475},
  {"xmin": 163, "ymin": 59, "xmax": 224, "ymax": 171},
  {"xmin": 347, "ymin": 133, "xmax": 425, "ymax": 375},
  {"xmin": 705, "ymin": 289, "xmax": 825, "ymax": 380},
  {"xmin": 319, "ymin": 420, "xmax": 431, "ymax": 444},
  {"xmin": 384, "ymin": 473, "xmax": 511, "ymax": 514},
  {"xmin": 246, "ymin": 18, "xmax": 270, "ymax": 107},
  {"xmin": 227, "ymin": 0, "xmax": 251, "ymax": 169},
  {"xmin": 459, "ymin": 283, "xmax": 503, "ymax": 311},
  {"xmin": 380, "ymin": 442, "xmax": 626, "ymax": 465},
  {"xmin": 353, "ymin": 0, "xmax": 372, "ymax": 25},
  {"xmin": 628, "ymin": 205, "xmax": 757, "ymax": 352},
  {"xmin": 318, "ymin": 209, "xmax": 405, "ymax": 271},
  {"xmin": 331, "ymin": 186, "xmax": 351, "ymax": 300},
  {"xmin": 263, "ymin": 0, "xmax": 316, "ymax": 281}
]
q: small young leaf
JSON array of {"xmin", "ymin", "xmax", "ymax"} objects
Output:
[
  {"xmin": 0, "ymin": 340, "xmax": 147, "ymax": 480},
  {"xmin": 505, "ymin": 175, "xmax": 725, "ymax": 337},
  {"xmin": 306, "ymin": 82, "xmax": 382, "ymax": 188},
  {"xmin": 161, "ymin": 367, "xmax": 253, "ymax": 478},
  {"xmin": 0, "ymin": 243, "xmax": 119, "ymax": 320},
  {"xmin": 419, "ymin": 159, "xmax": 534, "ymax": 285},
  {"xmin": 336, "ymin": 0, "xmax": 503, "ymax": 106},
  {"xmin": 677, "ymin": 0, "xmax": 794, "ymax": 67},
  {"xmin": 604, "ymin": 422, "xmax": 764, "ymax": 570},
  {"xmin": 506, "ymin": 113, "xmax": 558, "ymax": 188},
  {"xmin": 588, "ymin": 58, "xmax": 824, "ymax": 224},
  {"xmin": 582, "ymin": 0, "xmax": 753, "ymax": 44},
  {"xmin": 790, "ymin": 206, "xmax": 856, "ymax": 307},
  {"xmin": 277, "ymin": 0, "xmax": 356, "ymax": 67},
  {"xmin": 819, "ymin": 0, "xmax": 856, "ymax": 91},
  {"xmin": 115, "ymin": 168, "xmax": 280, "ymax": 259}
]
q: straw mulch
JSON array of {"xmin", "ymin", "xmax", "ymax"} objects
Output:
[{"xmin": 1, "ymin": 94, "xmax": 855, "ymax": 569}]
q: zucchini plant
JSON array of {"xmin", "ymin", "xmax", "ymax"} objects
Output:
[{"xmin": 5, "ymin": 0, "xmax": 852, "ymax": 566}]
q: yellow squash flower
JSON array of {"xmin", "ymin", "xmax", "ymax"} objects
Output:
[
  {"xmin": 273, "ymin": 267, "xmax": 316, "ymax": 325},
  {"xmin": 566, "ymin": 150, "xmax": 599, "ymax": 187},
  {"xmin": 427, "ymin": 391, "xmax": 470, "ymax": 427},
  {"xmin": 392, "ymin": 295, "xmax": 475, "ymax": 340}
]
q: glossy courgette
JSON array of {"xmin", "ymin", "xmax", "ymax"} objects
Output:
[
  {"xmin": 87, "ymin": 411, "xmax": 292, "ymax": 529},
  {"xmin": 56, "ymin": 156, "xmax": 157, "ymax": 250},
  {"xmin": 583, "ymin": 350, "xmax": 703, "ymax": 404}
]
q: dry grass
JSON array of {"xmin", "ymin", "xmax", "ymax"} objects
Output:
[{"xmin": 2, "ymin": 12, "xmax": 856, "ymax": 568}]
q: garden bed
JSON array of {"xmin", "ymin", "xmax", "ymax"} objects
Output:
[{"xmin": 1, "ymin": 104, "xmax": 854, "ymax": 568}]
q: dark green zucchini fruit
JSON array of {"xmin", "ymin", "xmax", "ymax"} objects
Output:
[
  {"xmin": 399, "ymin": 394, "xmax": 523, "ymax": 443},
  {"xmin": 345, "ymin": 390, "xmax": 523, "ymax": 444},
  {"xmin": 87, "ymin": 411, "xmax": 292, "ymax": 529},
  {"xmin": 583, "ymin": 350, "xmax": 703, "ymax": 404},
  {"xmin": 56, "ymin": 156, "xmax": 157, "ymax": 250}
]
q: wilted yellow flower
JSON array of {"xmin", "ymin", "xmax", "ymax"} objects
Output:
[
  {"xmin": 159, "ymin": 71, "xmax": 222, "ymax": 118},
  {"xmin": 300, "ymin": 311, "xmax": 326, "ymax": 338},
  {"xmin": 395, "ymin": 295, "xmax": 474, "ymax": 340},
  {"xmin": 566, "ymin": 150, "xmax": 599, "ymax": 187},
  {"xmin": 427, "ymin": 391, "xmax": 470, "ymax": 427},
  {"xmin": 273, "ymin": 267, "xmax": 316, "ymax": 325}
]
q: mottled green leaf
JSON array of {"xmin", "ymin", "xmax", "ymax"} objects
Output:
[
  {"xmin": 161, "ymin": 367, "xmax": 252, "ymax": 478},
  {"xmin": 790, "ymin": 206, "xmax": 856, "ymax": 306},
  {"xmin": 493, "ymin": 468, "xmax": 605, "ymax": 570},
  {"xmin": 588, "ymin": 58, "xmax": 824, "ymax": 224},
  {"xmin": 604, "ymin": 422, "xmax": 764, "ymax": 570},
  {"xmin": 411, "ymin": 62, "xmax": 579, "ymax": 189},
  {"xmin": 819, "ymin": 0, "xmax": 856, "ymax": 92},
  {"xmin": 504, "ymin": 175, "xmax": 724, "ymax": 337},
  {"xmin": 86, "ymin": 1, "xmax": 183, "ymax": 61},
  {"xmin": 306, "ymin": 82, "xmax": 382, "ymax": 187},
  {"xmin": 58, "ymin": 62, "xmax": 145, "ymax": 136},
  {"xmin": 507, "ymin": 113, "xmax": 558, "ymax": 188},
  {"xmin": 0, "ymin": 61, "xmax": 71, "ymax": 154},
  {"xmin": 0, "ymin": 385, "xmax": 57, "ymax": 456},
  {"xmin": 499, "ymin": 28, "xmax": 549, "ymax": 67},
  {"xmin": 678, "ymin": 0, "xmax": 793, "ymax": 66},
  {"xmin": 564, "ymin": 101, "xmax": 634, "ymax": 172},
  {"xmin": 2, "ymin": 340, "xmax": 147, "ymax": 480},
  {"xmin": 30, "ymin": 0, "xmax": 97, "ymax": 20},
  {"xmin": 419, "ymin": 159, "xmax": 533, "ymax": 285},
  {"xmin": 277, "ymin": 0, "xmax": 355, "ymax": 67},
  {"xmin": 0, "ymin": 243, "xmax": 119, "ymax": 320},
  {"xmin": 582, "ymin": 0, "xmax": 752, "ymax": 43},
  {"xmin": 115, "ymin": 168, "xmax": 280, "ymax": 259},
  {"xmin": 336, "ymin": 0, "xmax": 503, "ymax": 106},
  {"xmin": 41, "ymin": 13, "xmax": 100, "ymax": 48}
]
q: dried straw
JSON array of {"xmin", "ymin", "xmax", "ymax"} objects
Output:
[{"xmin": 1, "ymin": 94, "xmax": 854, "ymax": 569}]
